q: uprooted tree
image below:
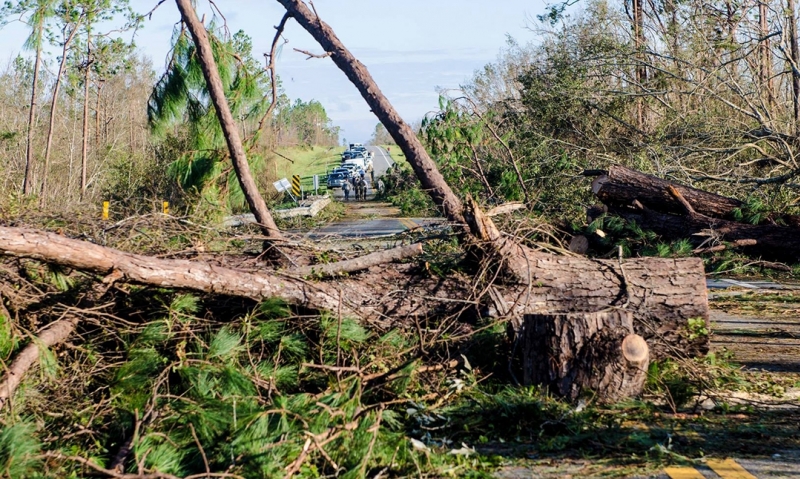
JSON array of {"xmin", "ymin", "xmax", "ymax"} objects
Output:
[{"xmin": 0, "ymin": 0, "xmax": 712, "ymax": 447}]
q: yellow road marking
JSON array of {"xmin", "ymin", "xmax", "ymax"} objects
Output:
[
  {"xmin": 664, "ymin": 466, "xmax": 706, "ymax": 479},
  {"xmin": 706, "ymin": 458, "xmax": 757, "ymax": 479},
  {"xmin": 399, "ymin": 218, "xmax": 418, "ymax": 230}
]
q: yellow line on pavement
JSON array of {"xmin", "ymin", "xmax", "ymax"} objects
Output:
[
  {"xmin": 664, "ymin": 466, "xmax": 706, "ymax": 479},
  {"xmin": 706, "ymin": 458, "xmax": 758, "ymax": 479},
  {"xmin": 399, "ymin": 218, "xmax": 418, "ymax": 230}
]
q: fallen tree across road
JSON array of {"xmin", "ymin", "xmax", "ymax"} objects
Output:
[{"xmin": 0, "ymin": 226, "xmax": 709, "ymax": 360}]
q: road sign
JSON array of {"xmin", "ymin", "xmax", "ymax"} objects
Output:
[
  {"xmin": 313, "ymin": 174, "xmax": 319, "ymax": 194},
  {"xmin": 273, "ymin": 178, "xmax": 291, "ymax": 193},
  {"xmin": 292, "ymin": 175, "xmax": 301, "ymax": 197}
]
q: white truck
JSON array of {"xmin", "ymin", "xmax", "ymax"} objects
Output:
[{"xmin": 343, "ymin": 156, "xmax": 372, "ymax": 172}]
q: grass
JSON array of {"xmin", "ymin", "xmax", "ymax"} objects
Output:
[
  {"xmin": 271, "ymin": 145, "xmax": 345, "ymax": 180},
  {"xmin": 379, "ymin": 144, "xmax": 410, "ymax": 170}
]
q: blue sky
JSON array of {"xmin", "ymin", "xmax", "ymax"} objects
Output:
[{"xmin": 0, "ymin": 0, "xmax": 546, "ymax": 142}]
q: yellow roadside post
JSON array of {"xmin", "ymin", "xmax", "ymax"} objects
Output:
[
  {"xmin": 102, "ymin": 201, "xmax": 109, "ymax": 220},
  {"xmin": 163, "ymin": 201, "xmax": 169, "ymax": 215}
]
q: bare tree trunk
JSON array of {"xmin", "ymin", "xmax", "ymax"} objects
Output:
[
  {"xmin": 41, "ymin": 23, "xmax": 81, "ymax": 204},
  {"xmin": 789, "ymin": 0, "xmax": 800, "ymax": 132},
  {"xmin": 759, "ymin": 0, "xmax": 774, "ymax": 105},
  {"xmin": 23, "ymin": 43, "xmax": 43, "ymax": 195},
  {"xmin": 175, "ymin": 0, "xmax": 282, "ymax": 239},
  {"xmin": 633, "ymin": 0, "xmax": 646, "ymax": 131},
  {"xmin": 275, "ymin": 0, "xmax": 465, "ymax": 225},
  {"xmin": 94, "ymin": 79, "xmax": 103, "ymax": 154},
  {"xmin": 80, "ymin": 29, "xmax": 91, "ymax": 199}
]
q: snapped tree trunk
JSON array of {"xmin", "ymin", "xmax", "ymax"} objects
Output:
[
  {"xmin": 589, "ymin": 165, "xmax": 744, "ymax": 219},
  {"xmin": 591, "ymin": 203, "xmax": 800, "ymax": 263},
  {"xmin": 0, "ymin": 226, "xmax": 710, "ymax": 359},
  {"xmin": 175, "ymin": 0, "xmax": 282, "ymax": 239},
  {"xmin": 275, "ymin": 0, "xmax": 466, "ymax": 225},
  {"xmin": 521, "ymin": 311, "xmax": 649, "ymax": 402}
]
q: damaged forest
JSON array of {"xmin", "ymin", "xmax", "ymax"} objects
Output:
[{"xmin": 1, "ymin": 0, "xmax": 800, "ymax": 478}]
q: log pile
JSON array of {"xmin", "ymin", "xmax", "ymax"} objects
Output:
[{"xmin": 587, "ymin": 165, "xmax": 800, "ymax": 264}]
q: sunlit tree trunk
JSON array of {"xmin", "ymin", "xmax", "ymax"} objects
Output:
[
  {"xmin": 633, "ymin": 0, "xmax": 646, "ymax": 131},
  {"xmin": 759, "ymin": 0, "xmax": 774, "ymax": 106},
  {"xmin": 788, "ymin": 0, "xmax": 800, "ymax": 132},
  {"xmin": 23, "ymin": 40, "xmax": 43, "ymax": 195},
  {"xmin": 41, "ymin": 22, "xmax": 80, "ymax": 204},
  {"xmin": 174, "ymin": 0, "xmax": 282, "ymax": 239},
  {"xmin": 80, "ymin": 27, "xmax": 90, "ymax": 198}
]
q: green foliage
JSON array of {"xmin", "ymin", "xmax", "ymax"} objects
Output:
[
  {"xmin": 685, "ymin": 317, "xmax": 709, "ymax": 341},
  {"xmin": 0, "ymin": 420, "xmax": 42, "ymax": 479},
  {"xmin": 0, "ymin": 304, "xmax": 15, "ymax": 359},
  {"xmin": 381, "ymin": 165, "xmax": 437, "ymax": 216},
  {"xmin": 148, "ymin": 27, "xmax": 268, "ymax": 213},
  {"xmin": 645, "ymin": 360, "xmax": 697, "ymax": 409}
]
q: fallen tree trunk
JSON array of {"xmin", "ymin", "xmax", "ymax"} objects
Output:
[
  {"xmin": 276, "ymin": 0, "xmax": 465, "ymax": 225},
  {"xmin": 272, "ymin": 0, "xmax": 711, "ymax": 357},
  {"xmin": 0, "ymin": 226, "xmax": 709, "ymax": 358},
  {"xmin": 0, "ymin": 317, "xmax": 77, "ymax": 408},
  {"xmin": 590, "ymin": 165, "xmax": 743, "ymax": 219},
  {"xmin": 590, "ymin": 203, "xmax": 800, "ymax": 263},
  {"xmin": 589, "ymin": 165, "xmax": 800, "ymax": 226},
  {"xmin": 521, "ymin": 311, "xmax": 649, "ymax": 402}
]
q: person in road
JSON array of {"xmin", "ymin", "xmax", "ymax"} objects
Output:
[{"xmin": 342, "ymin": 179, "xmax": 351, "ymax": 201}]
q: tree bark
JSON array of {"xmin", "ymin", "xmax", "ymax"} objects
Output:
[
  {"xmin": 590, "ymin": 165, "xmax": 744, "ymax": 218},
  {"xmin": 589, "ymin": 165, "xmax": 800, "ymax": 226},
  {"xmin": 288, "ymin": 243, "xmax": 423, "ymax": 277},
  {"xmin": 41, "ymin": 21, "xmax": 81, "ymax": 204},
  {"xmin": 0, "ymin": 318, "xmax": 78, "ymax": 408},
  {"xmin": 521, "ymin": 311, "xmax": 649, "ymax": 402},
  {"xmin": 789, "ymin": 0, "xmax": 800, "ymax": 133},
  {"xmin": 759, "ymin": 0, "xmax": 774, "ymax": 105},
  {"xmin": 275, "ymin": 0, "xmax": 465, "ymax": 225},
  {"xmin": 80, "ymin": 27, "xmax": 90, "ymax": 199},
  {"xmin": 591, "ymin": 203, "xmax": 800, "ymax": 263},
  {"xmin": 0, "ymin": 226, "xmax": 709, "ymax": 359},
  {"xmin": 23, "ymin": 42, "xmax": 43, "ymax": 195},
  {"xmin": 175, "ymin": 0, "xmax": 282, "ymax": 239}
]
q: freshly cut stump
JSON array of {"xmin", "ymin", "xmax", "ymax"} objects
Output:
[{"xmin": 522, "ymin": 310, "xmax": 650, "ymax": 403}]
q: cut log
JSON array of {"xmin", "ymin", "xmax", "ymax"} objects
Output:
[
  {"xmin": 0, "ymin": 226, "xmax": 709, "ymax": 358},
  {"xmin": 590, "ymin": 165, "xmax": 743, "ymax": 219},
  {"xmin": 464, "ymin": 197, "xmax": 709, "ymax": 358},
  {"xmin": 521, "ymin": 311, "xmax": 649, "ymax": 402},
  {"xmin": 596, "ymin": 204, "xmax": 800, "ymax": 263},
  {"xmin": 589, "ymin": 165, "xmax": 800, "ymax": 226}
]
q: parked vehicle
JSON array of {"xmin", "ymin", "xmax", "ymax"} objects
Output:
[
  {"xmin": 326, "ymin": 172, "xmax": 346, "ymax": 189},
  {"xmin": 343, "ymin": 157, "xmax": 367, "ymax": 170}
]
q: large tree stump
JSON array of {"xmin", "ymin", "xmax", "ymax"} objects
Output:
[{"xmin": 522, "ymin": 311, "xmax": 650, "ymax": 403}]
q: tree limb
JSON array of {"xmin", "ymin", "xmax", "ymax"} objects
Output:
[{"xmin": 288, "ymin": 243, "xmax": 423, "ymax": 277}]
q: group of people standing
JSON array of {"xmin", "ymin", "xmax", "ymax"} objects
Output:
[{"xmin": 342, "ymin": 174, "xmax": 369, "ymax": 201}]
